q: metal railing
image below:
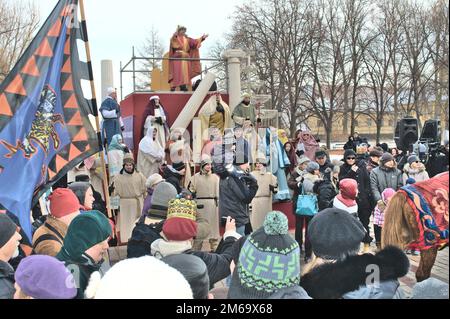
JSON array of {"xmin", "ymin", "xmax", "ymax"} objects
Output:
[{"xmin": 119, "ymin": 47, "xmax": 227, "ymax": 100}]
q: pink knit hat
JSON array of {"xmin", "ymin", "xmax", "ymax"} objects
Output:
[{"xmin": 382, "ymin": 188, "xmax": 396, "ymax": 203}]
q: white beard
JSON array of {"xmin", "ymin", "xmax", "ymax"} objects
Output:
[{"xmin": 12, "ymin": 246, "xmax": 20, "ymax": 259}]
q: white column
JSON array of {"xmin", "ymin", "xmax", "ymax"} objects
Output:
[
  {"xmin": 101, "ymin": 60, "xmax": 114, "ymax": 101},
  {"xmin": 170, "ymin": 72, "xmax": 217, "ymax": 131},
  {"xmin": 222, "ymin": 49, "xmax": 246, "ymax": 113}
]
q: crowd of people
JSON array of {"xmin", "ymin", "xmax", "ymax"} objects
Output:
[{"xmin": 1, "ymin": 90, "xmax": 449, "ymax": 300}]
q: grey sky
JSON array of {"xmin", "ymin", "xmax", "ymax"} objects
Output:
[{"xmin": 33, "ymin": 0, "xmax": 245, "ymax": 99}]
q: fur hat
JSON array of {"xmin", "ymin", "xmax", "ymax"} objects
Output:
[
  {"xmin": 149, "ymin": 95, "xmax": 160, "ymax": 102},
  {"xmin": 307, "ymin": 208, "xmax": 366, "ymax": 260},
  {"xmin": 123, "ymin": 153, "xmax": 135, "ymax": 165},
  {"xmin": 162, "ymin": 198, "xmax": 198, "ymax": 241},
  {"xmin": 228, "ymin": 211, "xmax": 301, "ymax": 299},
  {"xmin": 369, "ymin": 149, "xmax": 383, "ymax": 157},
  {"xmin": 85, "ymin": 256, "xmax": 193, "ymax": 299},
  {"xmin": 15, "ymin": 255, "xmax": 77, "ymax": 299},
  {"xmin": 161, "ymin": 254, "xmax": 209, "ymax": 299}
]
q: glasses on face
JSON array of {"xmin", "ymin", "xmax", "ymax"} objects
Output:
[
  {"xmin": 414, "ymin": 161, "xmax": 420, "ymax": 164},
  {"xmin": 346, "ymin": 157, "xmax": 356, "ymax": 160},
  {"xmin": 317, "ymin": 157, "xmax": 325, "ymax": 160}
]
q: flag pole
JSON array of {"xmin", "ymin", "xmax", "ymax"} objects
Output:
[{"xmin": 79, "ymin": 0, "xmax": 112, "ymax": 219}]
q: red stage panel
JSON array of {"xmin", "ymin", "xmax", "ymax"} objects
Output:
[
  {"xmin": 273, "ymin": 201, "xmax": 296, "ymax": 231},
  {"xmin": 120, "ymin": 92, "xmax": 229, "ymax": 159}
]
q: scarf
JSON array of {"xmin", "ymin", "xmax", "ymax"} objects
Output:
[{"xmin": 139, "ymin": 124, "xmax": 165, "ymax": 159}]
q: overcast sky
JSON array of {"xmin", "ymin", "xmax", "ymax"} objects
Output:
[{"xmin": 32, "ymin": 0, "xmax": 245, "ymax": 99}]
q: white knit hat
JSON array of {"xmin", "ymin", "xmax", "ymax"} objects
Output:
[
  {"xmin": 107, "ymin": 87, "xmax": 115, "ymax": 95},
  {"xmin": 149, "ymin": 95, "xmax": 160, "ymax": 101},
  {"xmin": 85, "ymin": 256, "xmax": 193, "ymax": 299}
]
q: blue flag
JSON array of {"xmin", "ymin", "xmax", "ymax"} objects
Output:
[{"xmin": 0, "ymin": 0, "xmax": 100, "ymax": 239}]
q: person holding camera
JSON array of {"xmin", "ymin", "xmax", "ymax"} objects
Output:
[{"xmin": 218, "ymin": 150, "xmax": 259, "ymax": 236}]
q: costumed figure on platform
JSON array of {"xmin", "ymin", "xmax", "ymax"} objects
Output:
[
  {"xmin": 189, "ymin": 155, "xmax": 220, "ymax": 252},
  {"xmin": 100, "ymin": 87, "xmax": 124, "ymax": 146},
  {"xmin": 198, "ymin": 93, "xmax": 231, "ymax": 139},
  {"xmin": 201, "ymin": 126, "xmax": 222, "ymax": 158},
  {"xmin": 232, "ymin": 93, "xmax": 260, "ymax": 127},
  {"xmin": 265, "ymin": 128, "xmax": 291, "ymax": 201},
  {"xmin": 85, "ymin": 155, "xmax": 105, "ymax": 201},
  {"xmin": 166, "ymin": 128, "xmax": 193, "ymax": 189},
  {"xmin": 142, "ymin": 96, "xmax": 169, "ymax": 149},
  {"xmin": 137, "ymin": 125, "xmax": 165, "ymax": 179},
  {"xmin": 250, "ymin": 156, "xmax": 278, "ymax": 230},
  {"xmin": 111, "ymin": 153, "xmax": 147, "ymax": 244},
  {"xmin": 169, "ymin": 25, "xmax": 208, "ymax": 91},
  {"xmin": 107, "ymin": 134, "xmax": 128, "ymax": 180}
]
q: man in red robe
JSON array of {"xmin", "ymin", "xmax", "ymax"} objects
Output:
[{"xmin": 169, "ymin": 26, "xmax": 208, "ymax": 91}]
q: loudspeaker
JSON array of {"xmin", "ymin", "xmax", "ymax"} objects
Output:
[
  {"xmin": 420, "ymin": 119, "xmax": 441, "ymax": 143},
  {"xmin": 394, "ymin": 117, "xmax": 418, "ymax": 151}
]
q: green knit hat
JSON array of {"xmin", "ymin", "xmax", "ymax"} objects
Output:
[
  {"xmin": 228, "ymin": 211, "xmax": 300, "ymax": 299},
  {"xmin": 59, "ymin": 211, "xmax": 111, "ymax": 259}
]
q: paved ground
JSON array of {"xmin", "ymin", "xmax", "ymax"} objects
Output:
[{"xmin": 108, "ymin": 231, "xmax": 449, "ymax": 298}]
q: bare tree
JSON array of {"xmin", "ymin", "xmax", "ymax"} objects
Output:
[
  {"xmin": 428, "ymin": 0, "xmax": 449, "ymax": 130},
  {"xmin": 399, "ymin": 0, "xmax": 436, "ymax": 128},
  {"xmin": 302, "ymin": 0, "xmax": 347, "ymax": 148},
  {"xmin": 136, "ymin": 26, "xmax": 165, "ymax": 90},
  {"xmin": 0, "ymin": 0, "xmax": 40, "ymax": 82}
]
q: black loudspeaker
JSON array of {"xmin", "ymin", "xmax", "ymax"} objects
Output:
[
  {"xmin": 394, "ymin": 116, "xmax": 418, "ymax": 151},
  {"xmin": 420, "ymin": 119, "xmax": 441, "ymax": 144}
]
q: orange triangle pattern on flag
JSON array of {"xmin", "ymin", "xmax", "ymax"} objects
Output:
[
  {"xmin": 62, "ymin": 76, "xmax": 74, "ymax": 91},
  {"xmin": 5, "ymin": 75, "xmax": 27, "ymax": 96},
  {"xmin": 69, "ymin": 144, "xmax": 82, "ymax": 159},
  {"xmin": 65, "ymin": 94, "xmax": 78, "ymax": 109},
  {"xmin": 47, "ymin": 19, "xmax": 62, "ymax": 37},
  {"xmin": 21, "ymin": 56, "xmax": 40, "ymax": 77},
  {"xmin": 0, "ymin": 94, "xmax": 13, "ymax": 116},
  {"xmin": 73, "ymin": 128, "xmax": 88, "ymax": 142},
  {"xmin": 67, "ymin": 111, "xmax": 83, "ymax": 126},
  {"xmin": 55, "ymin": 155, "xmax": 68, "ymax": 172},
  {"xmin": 34, "ymin": 38, "xmax": 53, "ymax": 57},
  {"xmin": 47, "ymin": 169, "xmax": 57, "ymax": 180},
  {"xmin": 61, "ymin": 59, "xmax": 71, "ymax": 73}
]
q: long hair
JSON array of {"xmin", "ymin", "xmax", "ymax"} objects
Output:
[{"xmin": 381, "ymin": 192, "xmax": 419, "ymax": 249}]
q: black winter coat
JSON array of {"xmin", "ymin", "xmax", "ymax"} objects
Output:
[
  {"xmin": 313, "ymin": 180, "xmax": 338, "ymax": 211},
  {"xmin": 162, "ymin": 166, "xmax": 183, "ymax": 194},
  {"xmin": 219, "ymin": 173, "xmax": 258, "ymax": 228},
  {"xmin": 319, "ymin": 161, "xmax": 334, "ymax": 181},
  {"xmin": 0, "ymin": 261, "xmax": 14, "ymax": 299},
  {"xmin": 189, "ymin": 235, "xmax": 237, "ymax": 288},
  {"xmin": 339, "ymin": 160, "xmax": 372, "ymax": 210}
]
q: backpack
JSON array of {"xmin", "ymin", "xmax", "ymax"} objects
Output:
[
  {"xmin": 296, "ymin": 186, "xmax": 318, "ymax": 216},
  {"xmin": 126, "ymin": 216, "xmax": 164, "ymax": 258}
]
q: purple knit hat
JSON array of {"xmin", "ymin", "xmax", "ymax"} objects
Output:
[{"xmin": 15, "ymin": 255, "xmax": 77, "ymax": 299}]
